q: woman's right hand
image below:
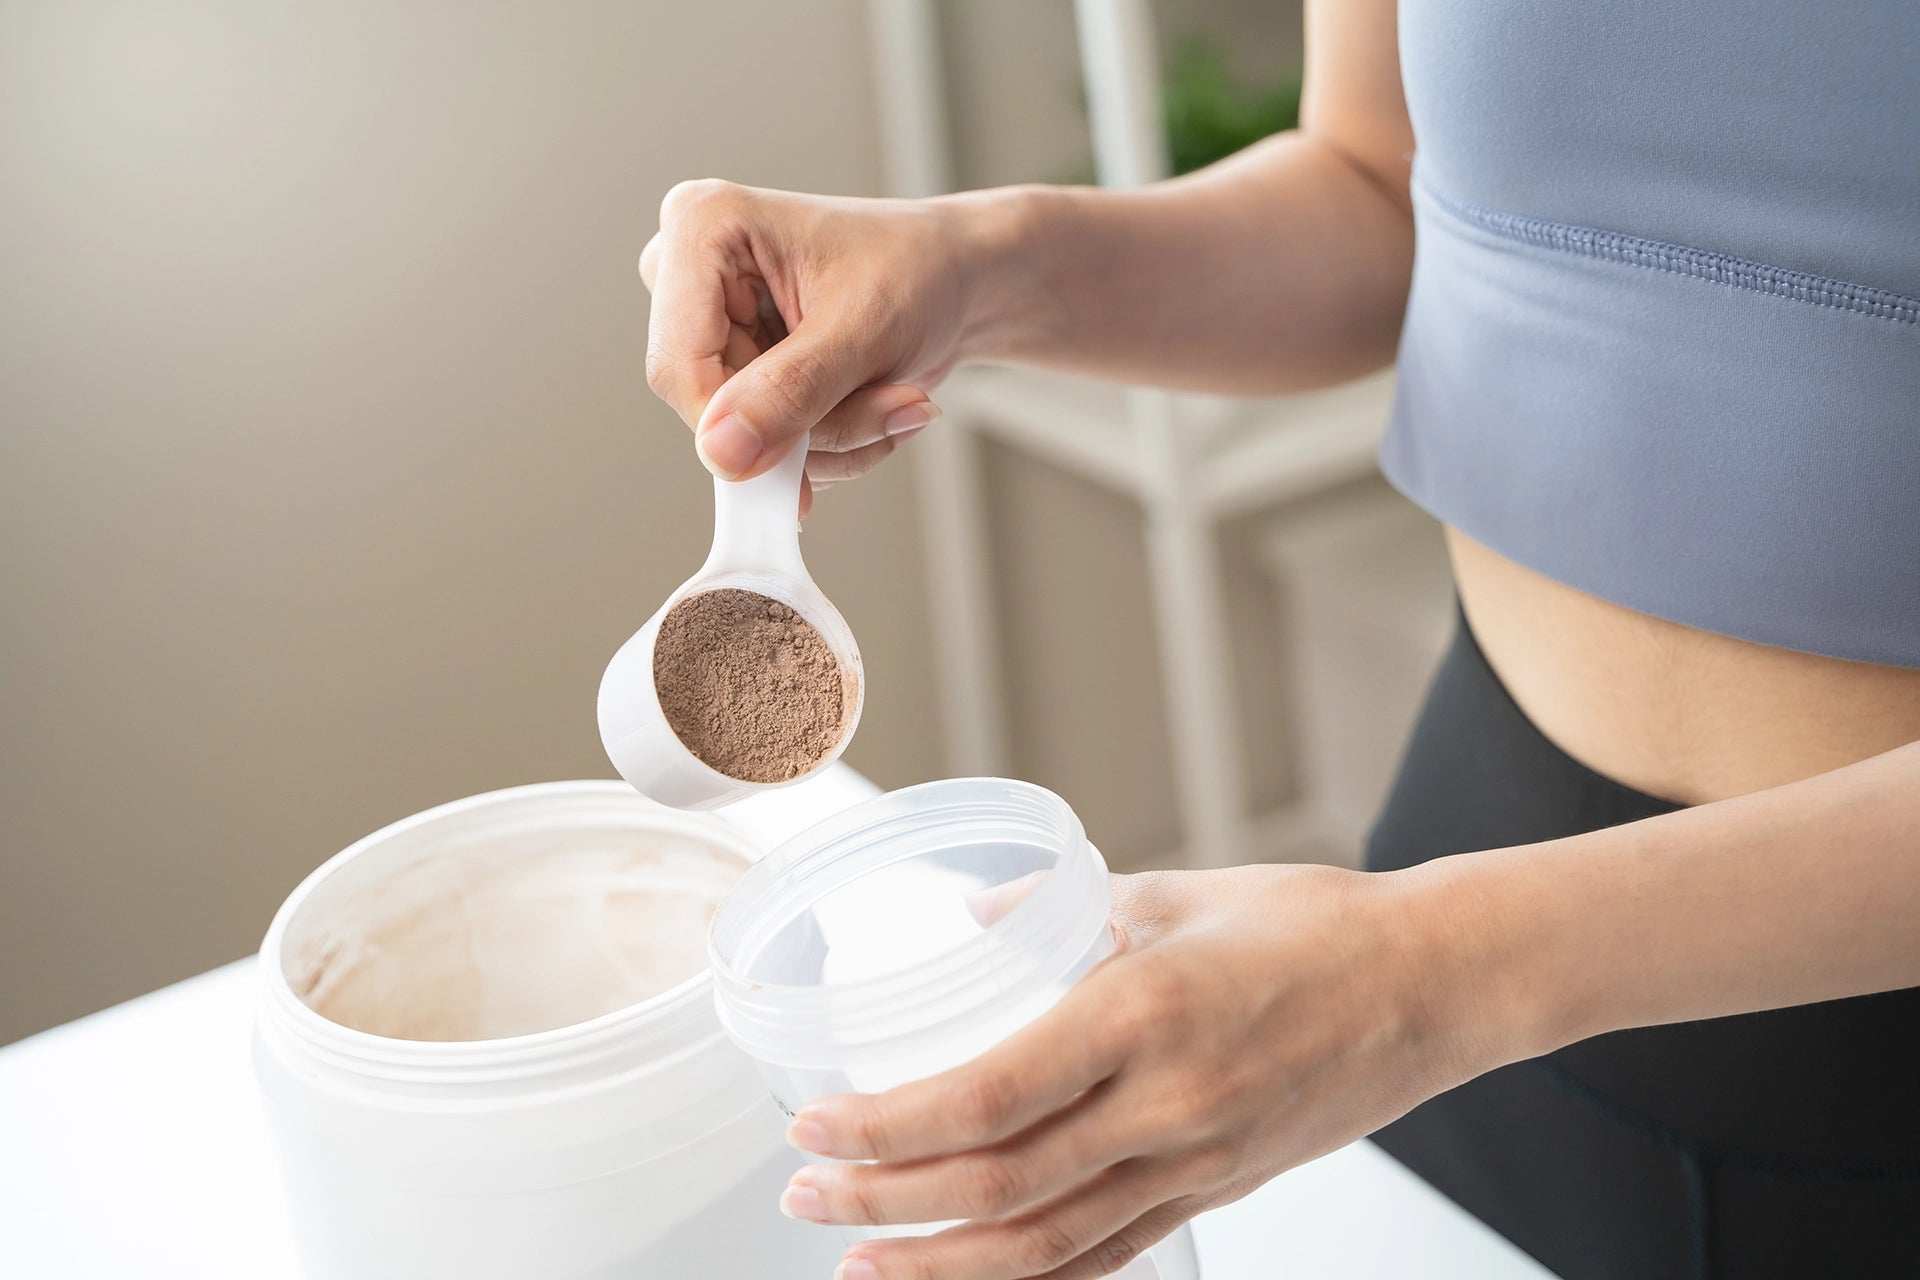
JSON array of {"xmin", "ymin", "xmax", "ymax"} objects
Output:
[{"xmin": 639, "ymin": 180, "xmax": 1028, "ymax": 498}]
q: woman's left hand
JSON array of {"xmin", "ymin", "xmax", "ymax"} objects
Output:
[{"xmin": 777, "ymin": 862, "xmax": 1522, "ymax": 1280}]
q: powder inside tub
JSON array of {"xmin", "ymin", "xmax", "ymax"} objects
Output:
[
  {"xmin": 652, "ymin": 587, "xmax": 846, "ymax": 783},
  {"xmin": 287, "ymin": 839, "xmax": 744, "ymax": 1041}
]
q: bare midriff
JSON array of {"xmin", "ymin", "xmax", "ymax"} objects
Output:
[{"xmin": 1446, "ymin": 528, "xmax": 1920, "ymax": 807}]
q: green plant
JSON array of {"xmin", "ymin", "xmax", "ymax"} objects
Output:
[{"xmin": 1161, "ymin": 37, "xmax": 1302, "ymax": 175}]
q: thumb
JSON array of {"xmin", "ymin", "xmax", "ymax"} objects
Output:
[
  {"xmin": 964, "ymin": 871, "xmax": 1048, "ymax": 928},
  {"xmin": 695, "ymin": 319, "xmax": 871, "ymax": 480}
]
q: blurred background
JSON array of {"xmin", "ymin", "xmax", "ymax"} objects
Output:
[{"xmin": 0, "ymin": 0, "xmax": 1451, "ymax": 1046}]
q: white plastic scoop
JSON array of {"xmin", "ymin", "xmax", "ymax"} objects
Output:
[{"xmin": 598, "ymin": 439, "xmax": 864, "ymax": 809}]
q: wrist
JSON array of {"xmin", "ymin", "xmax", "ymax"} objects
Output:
[
  {"xmin": 1385, "ymin": 847, "xmax": 1598, "ymax": 1079},
  {"xmin": 931, "ymin": 184, "xmax": 1077, "ymax": 364}
]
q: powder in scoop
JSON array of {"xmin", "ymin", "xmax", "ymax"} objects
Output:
[{"xmin": 652, "ymin": 588, "xmax": 846, "ymax": 783}]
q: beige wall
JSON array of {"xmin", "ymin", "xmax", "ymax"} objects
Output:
[
  {"xmin": 0, "ymin": 0, "xmax": 943, "ymax": 1044},
  {"xmin": 0, "ymin": 0, "xmax": 1315, "ymax": 1045}
]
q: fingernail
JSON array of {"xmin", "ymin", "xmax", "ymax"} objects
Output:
[
  {"xmin": 887, "ymin": 424, "xmax": 927, "ymax": 444},
  {"xmin": 696, "ymin": 414, "xmax": 764, "ymax": 479},
  {"xmin": 884, "ymin": 402, "xmax": 941, "ymax": 436},
  {"xmin": 835, "ymin": 1259, "xmax": 880, "ymax": 1280},
  {"xmin": 779, "ymin": 1183, "xmax": 828, "ymax": 1224},
  {"xmin": 787, "ymin": 1118, "xmax": 832, "ymax": 1155}
]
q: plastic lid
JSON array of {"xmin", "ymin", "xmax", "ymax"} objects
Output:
[{"xmin": 708, "ymin": 778, "xmax": 1111, "ymax": 1067}]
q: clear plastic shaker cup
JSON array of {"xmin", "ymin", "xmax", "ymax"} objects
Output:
[{"xmin": 709, "ymin": 777, "xmax": 1202, "ymax": 1279}]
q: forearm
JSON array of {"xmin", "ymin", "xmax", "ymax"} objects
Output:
[
  {"xmin": 1414, "ymin": 740, "xmax": 1920, "ymax": 1068},
  {"xmin": 944, "ymin": 129, "xmax": 1413, "ymax": 395}
]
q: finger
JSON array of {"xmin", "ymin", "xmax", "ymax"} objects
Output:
[
  {"xmin": 805, "ymin": 435, "xmax": 908, "ymax": 485},
  {"xmin": 721, "ymin": 323, "xmax": 762, "ymax": 379},
  {"xmin": 695, "ymin": 317, "xmax": 876, "ymax": 481},
  {"xmin": 835, "ymin": 1161, "xmax": 1173, "ymax": 1280},
  {"xmin": 787, "ymin": 1081, "xmax": 1143, "ymax": 1227},
  {"xmin": 789, "ymin": 977, "xmax": 1126, "ymax": 1162},
  {"xmin": 1035, "ymin": 1197, "xmax": 1201, "ymax": 1280},
  {"xmin": 644, "ymin": 242, "xmax": 736, "ymax": 430},
  {"xmin": 641, "ymin": 238, "xmax": 756, "ymax": 325},
  {"xmin": 810, "ymin": 384, "xmax": 938, "ymax": 454},
  {"xmin": 638, "ymin": 233, "xmax": 663, "ymax": 292}
]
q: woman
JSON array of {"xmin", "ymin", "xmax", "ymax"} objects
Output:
[{"xmin": 640, "ymin": 2, "xmax": 1920, "ymax": 1276}]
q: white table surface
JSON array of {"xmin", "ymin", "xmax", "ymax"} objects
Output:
[{"xmin": 0, "ymin": 766, "xmax": 1551, "ymax": 1279}]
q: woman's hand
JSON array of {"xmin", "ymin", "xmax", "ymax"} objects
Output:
[
  {"xmin": 777, "ymin": 863, "xmax": 1514, "ymax": 1280},
  {"xmin": 639, "ymin": 180, "xmax": 1039, "ymax": 505}
]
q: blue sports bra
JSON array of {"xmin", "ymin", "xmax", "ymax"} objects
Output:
[{"xmin": 1379, "ymin": 0, "xmax": 1920, "ymax": 668}]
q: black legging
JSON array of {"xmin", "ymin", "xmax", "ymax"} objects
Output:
[{"xmin": 1365, "ymin": 614, "xmax": 1920, "ymax": 1280}]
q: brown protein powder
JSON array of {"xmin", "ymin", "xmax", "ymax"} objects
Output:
[{"xmin": 652, "ymin": 588, "xmax": 846, "ymax": 783}]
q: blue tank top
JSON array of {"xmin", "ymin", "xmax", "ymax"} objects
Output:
[{"xmin": 1380, "ymin": 1, "xmax": 1920, "ymax": 668}]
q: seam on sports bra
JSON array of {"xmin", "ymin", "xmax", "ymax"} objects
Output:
[{"xmin": 1418, "ymin": 179, "xmax": 1920, "ymax": 327}]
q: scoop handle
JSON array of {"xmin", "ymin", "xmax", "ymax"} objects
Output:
[{"xmin": 701, "ymin": 435, "xmax": 809, "ymax": 578}]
